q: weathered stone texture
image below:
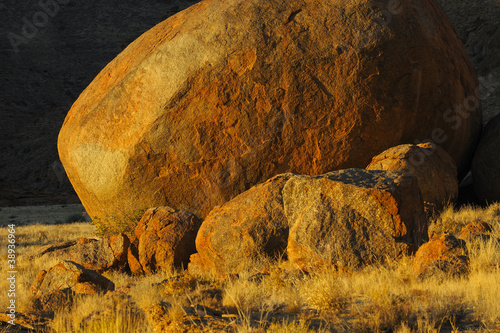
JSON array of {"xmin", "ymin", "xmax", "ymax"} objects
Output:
[{"xmin": 58, "ymin": 0, "xmax": 481, "ymax": 222}]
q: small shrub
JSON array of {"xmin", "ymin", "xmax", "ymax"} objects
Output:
[{"xmin": 92, "ymin": 209, "xmax": 145, "ymax": 237}]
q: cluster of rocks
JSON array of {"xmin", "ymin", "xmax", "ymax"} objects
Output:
[
  {"xmin": 413, "ymin": 221, "xmax": 496, "ymax": 279},
  {"xmin": 13, "ymin": 0, "xmax": 500, "ymax": 328},
  {"xmin": 24, "ymin": 140, "xmax": 483, "ymax": 314}
]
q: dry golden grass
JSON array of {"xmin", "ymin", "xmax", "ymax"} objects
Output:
[
  {"xmin": 0, "ymin": 203, "xmax": 499, "ymax": 332},
  {"xmin": 0, "ymin": 222, "xmax": 95, "ymax": 313},
  {"xmin": 430, "ymin": 202, "xmax": 500, "ymax": 235}
]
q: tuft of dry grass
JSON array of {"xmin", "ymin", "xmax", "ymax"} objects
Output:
[
  {"xmin": 429, "ymin": 202, "xmax": 500, "ymax": 235},
  {"xmin": 50, "ymin": 293, "xmax": 150, "ymax": 333},
  {"xmin": 1, "ymin": 203, "xmax": 499, "ymax": 332}
]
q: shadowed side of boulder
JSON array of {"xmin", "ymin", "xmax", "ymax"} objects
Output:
[{"xmin": 472, "ymin": 114, "xmax": 500, "ymax": 202}]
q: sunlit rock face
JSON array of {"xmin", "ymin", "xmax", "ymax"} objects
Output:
[{"xmin": 58, "ymin": 0, "xmax": 481, "ymax": 222}]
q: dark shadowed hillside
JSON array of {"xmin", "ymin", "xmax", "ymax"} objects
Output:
[{"xmin": 0, "ymin": 0, "xmax": 200, "ymax": 206}]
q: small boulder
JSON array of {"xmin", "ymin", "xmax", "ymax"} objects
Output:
[
  {"xmin": 31, "ymin": 260, "xmax": 115, "ymax": 296},
  {"xmin": 458, "ymin": 221, "xmax": 493, "ymax": 242},
  {"xmin": 127, "ymin": 237, "xmax": 144, "ymax": 275},
  {"xmin": 413, "ymin": 234, "xmax": 469, "ymax": 278},
  {"xmin": 284, "ymin": 169, "xmax": 428, "ymax": 271},
  {"xmin": 472, "ymin": 114, "xmax": 500, "ymax": 202},
  {"xmin": 108, "ymin": 233, "xmax": 130, "ymax": 268},
  {"xmin": 135, "ymin": 207, "xmax": 202, "ymax": 273},
  {"xmin": 29, "ymin": 261, "xmax": 114, "ymax": 313},
  {"xmin": 187, "ymin": 253, "xmax": 209, "ymax": 276},
  {"xmin": 25, "ymin": 235, "xmax": 130, "ymax": 273},
  {"xmin": 192, "ymin": 174, "xmax": 292, "ymax": 275},
  {"xmin": 366, "ymin": 142, "xmax": 458, "ymax": 211}
]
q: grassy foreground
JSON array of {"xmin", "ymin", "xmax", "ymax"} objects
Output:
[{"xmin": 1, "ymin": 203, "xmax": 499, "ymax": 332}]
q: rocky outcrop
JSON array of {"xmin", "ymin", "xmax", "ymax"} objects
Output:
[
  {"xmin": 191, "ymin": 174, "xmax": 291, "ymax": 275},
  {"xmin": 24, "ymin": 235, "xmax": 130, "ymax": 273},
  {"xmin": 366, "ymin": 142, "xmax": 458, "ymax": 211},
  {"xmin": 58, "ymin": 0, "xmax": 481, "ymax": 223},
  {"xmin": 134, "ymin": 207, "xmax": 202, "ymax": 273},
  {"xmin": 284, "ymin": 169, "xmax": 428, "ymax": 271},
  {"xmin": 191, "ymin": 169, "xmax": 428, "ymax": 274},
  {"xmin": 472, "ymin": 114, "xmax": 500, "ymax": 202},
  {"xmin": 413, "ymin": 234, "xmax": 469, "ymax": 278},
  {"xmin": 29, "ymin": 261, "xmax": 114, "ymax": 313}
]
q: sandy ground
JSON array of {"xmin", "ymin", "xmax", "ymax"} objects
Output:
[{"xmin": 0, "ymin": 204, "xmax": 91, "ymax": 227}]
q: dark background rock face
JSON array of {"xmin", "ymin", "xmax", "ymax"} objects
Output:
[
  {"xmin": 0, "ymin": 0, "xmax": 498, "ymax": 207},
  {"xmin": 0, "ymin": 0, "xmax": 200, "ymax": 206}
]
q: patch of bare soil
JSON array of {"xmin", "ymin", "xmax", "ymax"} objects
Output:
[{"xmin": 0, "ymin": 204, "xmax": 89, "ymax": 227}]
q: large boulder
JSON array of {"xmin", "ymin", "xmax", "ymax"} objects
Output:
[
  {"xmin": 366, "ymin": 142, "xmax": 458, "ymax": 210},
  {"xmin": 134, "ymin": 207, "xmax": 202, "ymax": 273},
  {"xmin": 191, "ymin": 174, "xmax": 292, "ymax": 275},
  {"xmin": 472, "ymin": 114, "xmax": 500, "ymax": 202},
  {"xmin": 284, "ymin": 169, "xmax": 428, "ymax": 271},
  {"xmin": 58, "ymin": 0, "xmax": 481, "ymax": 222}
]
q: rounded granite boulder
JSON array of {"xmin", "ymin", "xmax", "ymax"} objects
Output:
[{"xmin": 58, "ymin": 0, "xmax": 482, "ymax": 221}]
